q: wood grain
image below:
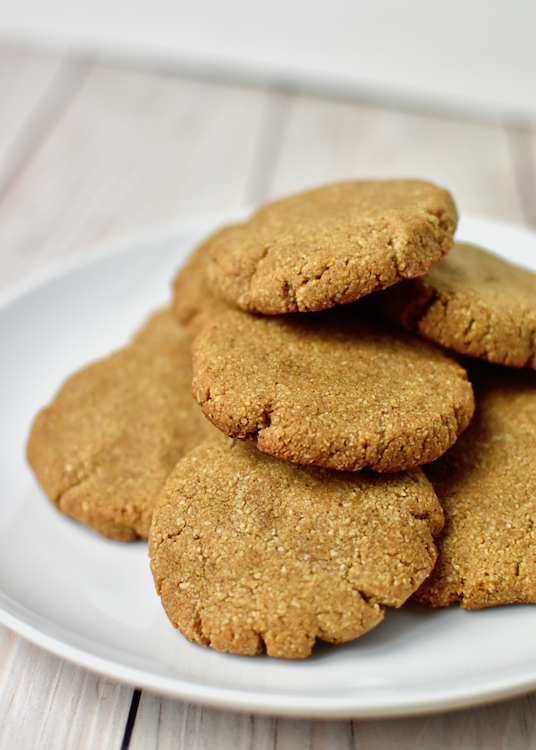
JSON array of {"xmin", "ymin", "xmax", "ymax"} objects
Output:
[
  {"xmin": 0, "ymin": 61, "xmax": 268, "ymax": 288},
  {"xmin": 351, "ymin": 695, "xmax": 536, "ymax": 750},
  {"xmin": 130, "ymin": 692, "xmax": 276, "ymax": 750},
  {"xmin": 128, "ymin": 692, "xmax": 536, "ymax": 749},
  {"xmin": 0, "ymin": 45, "xmax": 63, "ymax": 181},
  {"xmin": 0, "ymin": 623, "xmax": 132, "ymax": 750}
]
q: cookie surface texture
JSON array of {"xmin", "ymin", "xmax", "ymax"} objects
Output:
[
  {"xmin": 416, "ymin": 365, "xmax": 536, "ymax": 609},
  {"xmin": 205, "ymin": 180, "xmax": 457, "ymax": 314},
  {"xmin": 173, "ymin": 239, "xmax": 234, "ymax": 338},
  {"xmin": 27, "ymin": 310, "xmax": 217, "ymax": 541},
  {"xmin": 150, "ymin": 436, "xmax": 443, "ymax": 658},
  {"xmin": 373, "ymin": 243, "xmax": 536, "ymax": 368},
  {"xmin": 192, "ymin": 306, "xmax": 475, "ymax": 472}
]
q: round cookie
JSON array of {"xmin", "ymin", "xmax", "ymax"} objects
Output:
[
  {"xmin": 205, "ymin": 180, "xmax": 457, "ymax": 315},
  {"xmin": 173, "ymin": 239, "xmax": 234, "ymax": 338},
  {"xmin": 416, "ymin": 364, "xmax": 536, "ymax": 609},
  {"xmin": 27, "ymin": 310, "xmax": 218, "ymax": 541},
  {"xmin": 149, "ymin": 436, "xmax": 443, "ymax": 658},
  {"xmin": 372, "ymin": 242, "xmax": 536, "ymax": 368},
  {"xmin": 192, "ymin": 306, "xmax": 475, "ymax": 473}
]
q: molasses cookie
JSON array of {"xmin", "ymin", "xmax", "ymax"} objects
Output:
[
  {"xmin": 416, "ymin": 364, "xmax": 536, "ymax": 608},
  {"xmin": 27, "ymin": 310, "xmax": 217, "ymax": 541},
  {"xmin": 150, "ymin": 436, "xmax": 443, "ymax": 658},
  {"xmin": 173, "ymin": 239, "xmax": 233, "ymax": 338},
  {"xmin": 373, "ymin": 243, "xmax": 536, "ymax": 368},
  {"xmin": 205, "ymin": 180, "xmax": 457, "ymax": 314},
  {"xmin": 192, "ymin": 306, "xmax": 474, "ymax": 473}
]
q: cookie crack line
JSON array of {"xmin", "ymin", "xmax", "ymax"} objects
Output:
[
  {"xmin": 432, "ymin": 207, "xmax": 455, "ymax": 231},
  {"xmin": 282, "ymin": 279, "xmax": 298, "ymax": 307},
  {"xmin": 387, "ymin": 236, "xmax": 405, "ymax": 278},
  {"xmin": 55, "ymin": 476, "xmax": 87, "ymax": 506},
  {"xmin": 244, "ymin": 244, "xmax": 272, "ymax": 290},
  {"xmin": 474, "ymin": 312, "xmax": 493, "ymax": 351},
  {"xmin": 520, "ymin": 309, "xmax": 536, "ymax": 367},
  {"xmin": 530, "ymin": 326, "xmax": 536, "ymax": 368},
  {"xmin": 56, "ymin": 474, "xmax": 143, "ymax": 539},
  {"xmin": 411, "ymin": 512, "xmax": 436, "ymax": 523},
  {"xmin": 53, "ymin": 455, "xmax": 98, "ymax": 506}
]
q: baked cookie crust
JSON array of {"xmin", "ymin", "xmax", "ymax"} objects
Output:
[
  {"xmin": 416, "ymin": 365, "xmax": 536, "ymax": 609},
  {"xmin": 373, "ymin": 243, "xmax": 536, "ymax": 368},
  {"xmin": 205, "ymin": 180, "xmax": 457, "ymax": 314},
  {"xmin": 150, "ymin": 436, "xmax": 443, "ymax": 658},
  {"xmin": 27, "ymin": 310, "xmax": 217, "ymax": 541},
  {"xmin": 173, "ymin": 239, "xmax": 233, "ymax": 338},
  {"xmin": 192, "ymin": 306, "xmax": 474, "ymax": 473}
]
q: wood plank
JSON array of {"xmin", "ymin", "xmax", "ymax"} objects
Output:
[
  {"xmin": 130, "ymin": 695, "xmax": 357, "ymax": 750},
  {"xmin": 129, "ymin": 692, "xmax": 536, "ymax": 750},
  {"xmin": 266, "ymin": 96, "xmax": 524, "ymax": 225},
  {"xmin": 0, "ymin": 45, "xmax": 63, "ymax": 175},
  {"xmin": 0, "ymin": 623, "xmax": 133, "ymax": 750},
  {"xmin": 0, "ymin": 46, "xmax": 135, "ymax": 750},
  {"xmin": 277, "ymin": 717, "xmax": 353, "ymax": 750},
  {"xmin": 506, "ymin": 125, "xmax": 536, "ymax": 228},
  {"xmin": 129, "ymin": 692, "xmax": 276, "ymax": 750},
  {"xmin": 244, "ymin": 90, "xmax": 295, "ymax": 208},
  {"xmin": 352, "ymin": 695, "xmax": 536, "ymax": 749},
  {"xmin": 0, "ymin": 60, "xmax": 269, "ymax": 289}
]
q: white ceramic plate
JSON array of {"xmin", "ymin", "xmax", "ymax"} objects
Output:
[{"xmin": 1, "ymin": 212, "xmax": 536, "ymax": 719}]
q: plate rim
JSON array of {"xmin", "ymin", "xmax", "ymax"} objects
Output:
[
  {"xmin": 1, "ymin": 210, "xmax": 536, "ymax": 719},
  {"xmin": 3, "ymin": 588, "xmax": 536, "ymax": 718}
]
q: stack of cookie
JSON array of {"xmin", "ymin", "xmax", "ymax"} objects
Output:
[{"xmin": 27, "ymin": 180, "xmax": 536, "ymax": 659}]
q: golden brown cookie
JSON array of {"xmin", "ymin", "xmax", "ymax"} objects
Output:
[
  {"xmin": 416, "ymin": 364, "xmax": 536, "ymax": 609},
  {"xmin": 372, "ymin": 243, "xmax": 536, "ymax": 368},
  {"xmin": 192, "ymin": 305, "xmax": 474, "ymax": 473},
  {"xmin": 149, "ymin": 436, "xmax": 443, "ymax": 658},
  {"xmin": 27, "ymin": 310, "xmax": 218, "ymax": 541},
  {"xmin": 172, "ymin": 239, "xmax": 233, "ymax": 338},
  {"xmin": 205, "ymin": 180, "xmax": 457, "ymax": 315}
]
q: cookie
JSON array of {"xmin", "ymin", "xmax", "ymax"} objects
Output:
[
  {"xmin": 149, "ymin": 436, "xmax": 443, "ymax": 658},
  {"xmin": 416, "ymin": 364, "xmax": 536, "ymax": 609},
  {"xmin": 204, "ymin": 180, "xmax": 457, "ymax": 315},
  {"xmin": 372, "ymin": 242, "xmax": 536, "ymax": 368},
  {"xmin": 192, "ymin": 306, "xmax": 474, "ymax": 473},
  {"xmin": 27, "ymin": 310, "xmax": 218, "ymax": 541},
  {"xmin": 173, "ymin": 239, "xmax": 233, "ymax": 338}
]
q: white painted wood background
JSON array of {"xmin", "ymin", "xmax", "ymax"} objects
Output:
[
  {"xmin": 0, "ymin": 42, "xmax": 536, "ymax": 750},
  {"xmin": 2, "ymin": 0, "xmax": 536, "ymax": 119}
]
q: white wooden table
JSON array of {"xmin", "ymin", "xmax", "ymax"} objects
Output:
[{"xmin": 1, "ymin": 42, "xmax": 536, "ymax": 750}]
